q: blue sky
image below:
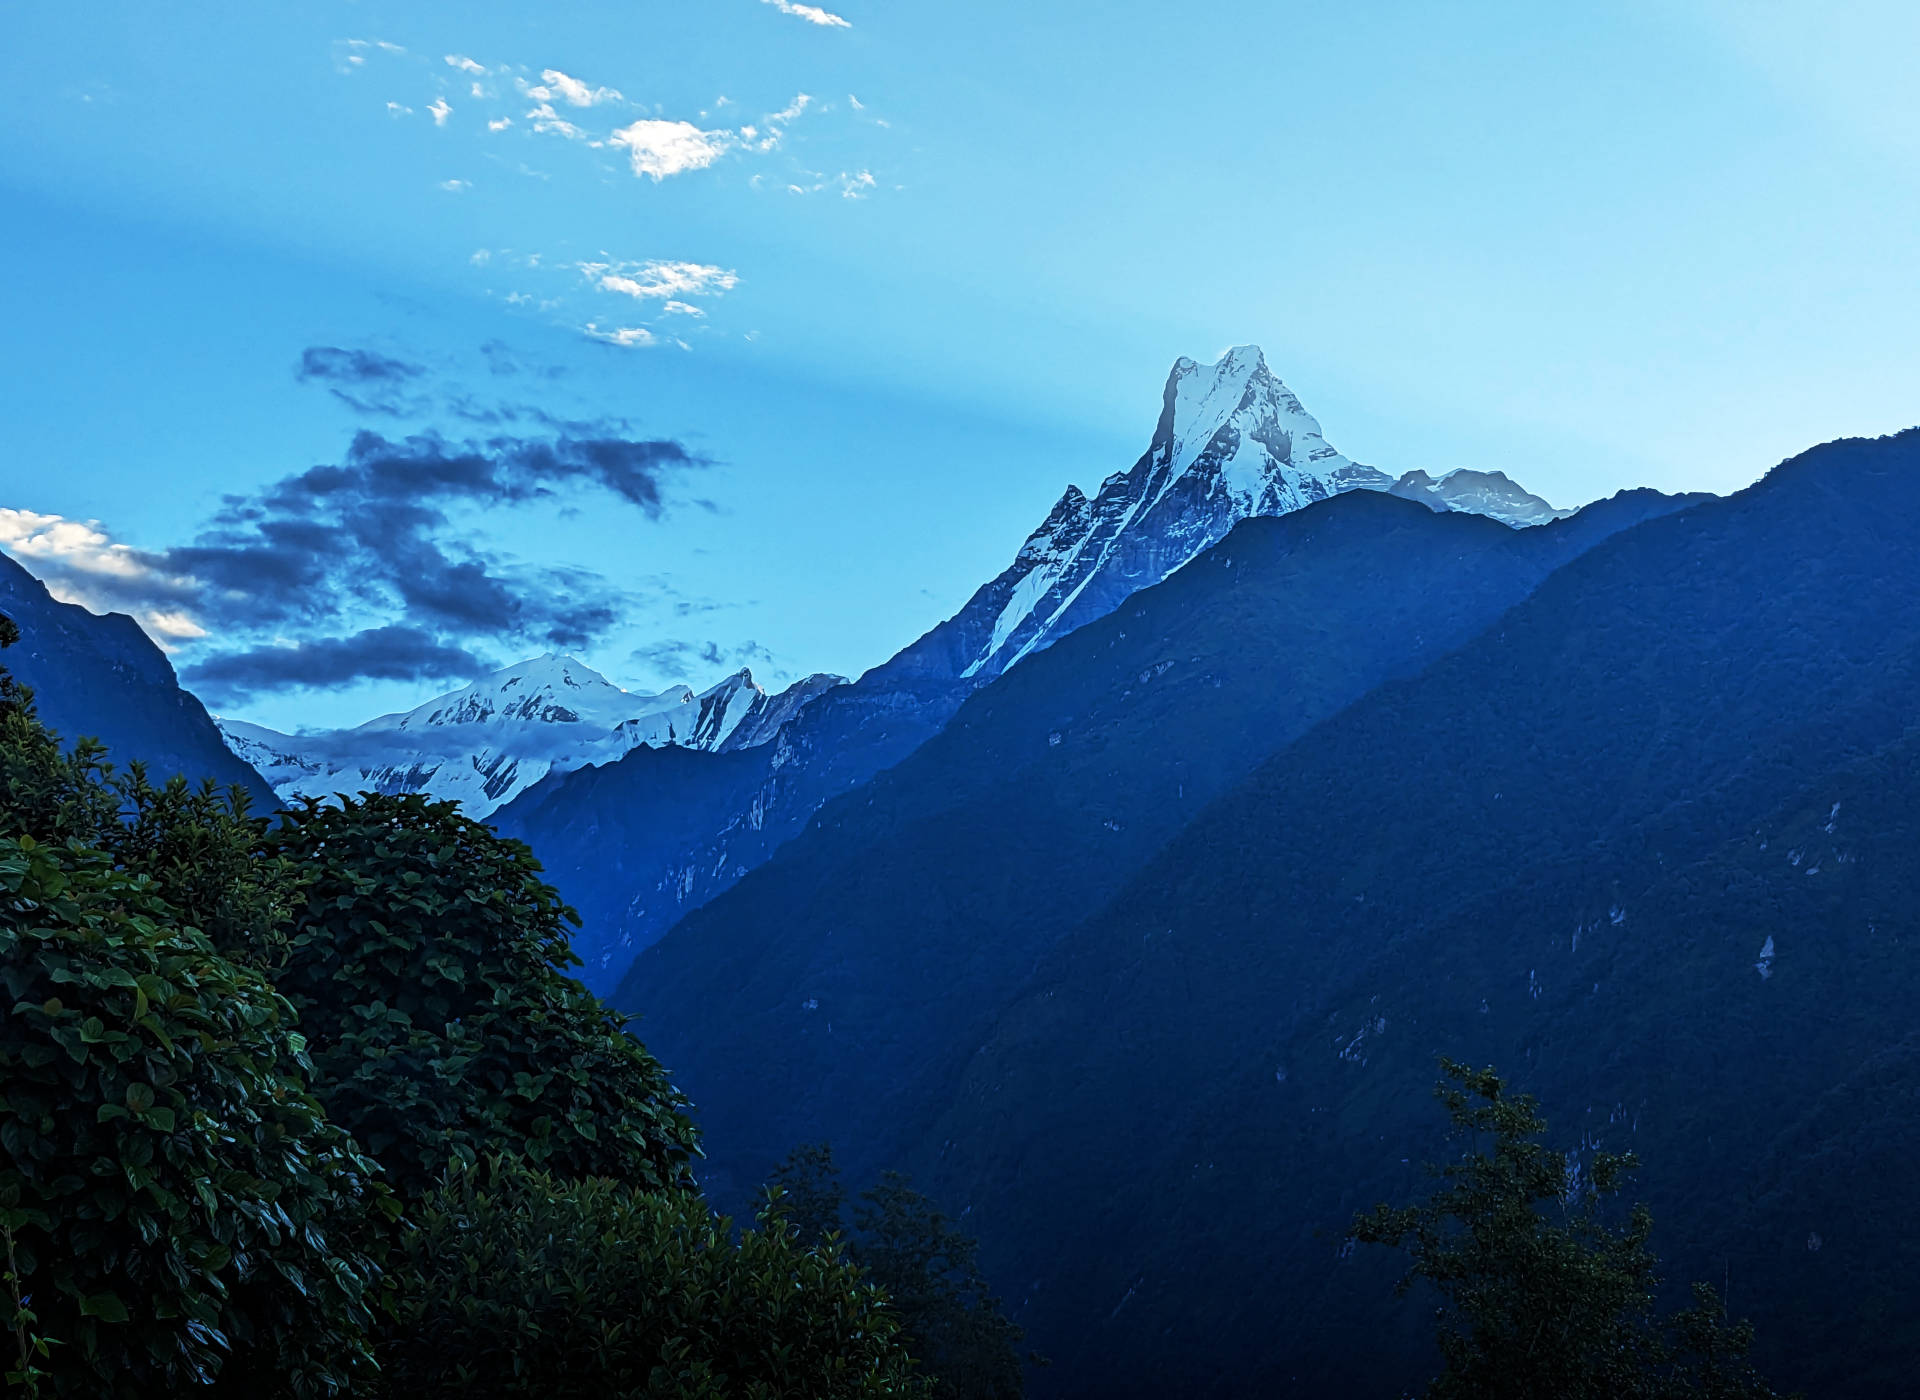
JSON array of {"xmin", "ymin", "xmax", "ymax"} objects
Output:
[{"xmin": 2, "ymin": 0, "xmax": 1916, "ymax": 729}]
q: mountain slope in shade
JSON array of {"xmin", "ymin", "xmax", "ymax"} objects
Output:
[
  {"xmin": 500, "ymin": 347, "xmax": 1574, "ymax": 989},
  {"xmin": 221, "ymin": 656, "xmax": 842, "ymax": 819},
  {"xmin": 911, "ymin": 430, "xmax": 1920, "ymax": 1398},
  {"xmin": 0, "ymin": 549, "xmax": 273, "ymax": 806},
  {"xmin": 610, "ymin": 485, "xmax": 1702, "ymax": 1205}
]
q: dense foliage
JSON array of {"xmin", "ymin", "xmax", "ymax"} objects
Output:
[
  {"xmin": 381, "ymin": 1157, "xmax": 927, "ymax": 1399},
  {"xmin": 1, "ymin": 616, "xmax": 923, "ymax": 1397},
  {"xmin": 771, "ymin": 1146, "xmax": 1028, "ymax": 1400},
  {"xmin": 1352, "ymin": 1061, "xmax": 1788, "ymax": 1400},
  {"xmin": 264, "ymin": 793, "xmax": 699, "ymax": 1203},
  {"xmin": 0, "ymin": 631, "xmax": 381, "ymax": 1397}
]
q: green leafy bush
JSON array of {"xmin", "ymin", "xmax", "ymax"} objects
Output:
[
  {"xmin": 0, "ymin": 835, "xmax": 381, "ymax": 1398},
  {"xmin": 264, "ymin": 793, "xmax": 700, "ymax": 1203},
  {"xmin": 379, "ymin": 1158, "xmax": 928, "ymax": 1399},
  {"xmin": 1, "ymin": 620, "xmax": 928, "ymax": 1399}
]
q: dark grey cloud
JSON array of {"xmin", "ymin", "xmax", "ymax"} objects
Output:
[
  {"xmin": 76, "ymin": 426, "xmax": 707, "ymax": 700},
  {"xmin": 183, "ymin": 626, "xmax": 483, "ymax": 700},
  {"xmin": 297, "ymin": 346, "xmax": 424, "ymax": 385},
  {"xmin": 296, "ymin": 346, "xmax": 430, "ymax": 417},
  {"xmin": 480, "ymin": 340, "xmax": 567, "ymax": 380}
]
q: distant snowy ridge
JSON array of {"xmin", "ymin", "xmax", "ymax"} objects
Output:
[
  {"xmin": 218, "ymin": 654, "xmax": 844, "ymax": 817},
  {"xmin": 1389, "ymin": 468, "xmax": 1572, "ymax": 527}
]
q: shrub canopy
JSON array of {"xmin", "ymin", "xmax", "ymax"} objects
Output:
[
  {"xmin": 264, "ymin": 793, "xmax": 699, "ymax": 1202},
  {"xmin": 381, "ymin": 1159, "xmax": 928, "ymax": 1400},
  {"xmin": 0, "ymin": 836, "xmax": 380, "ymax": 1398}
]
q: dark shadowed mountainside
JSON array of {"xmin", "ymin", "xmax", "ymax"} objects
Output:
[
  {"xmin": 915, "ymin": 429, "xmax": 1920, "ymax": 1398},
  {"xmin": 615, "ymin": 485, "xmax": 1701, "ymax": 1207},
  {"xmin": 0, "ymin": 550, "xmax": 273, "ymax": 805}
]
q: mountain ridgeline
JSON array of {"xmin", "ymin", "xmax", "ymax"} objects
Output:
[
  {"xmin": 497, "ymin": 347, "xmax": 1580, "ymax": 986},
  {"xmin": 618, "ymin": 427, "xmax": 1920, "ymax": 1397},
  {"xmin": 9, "ymin": 347, "xmax": 1916, "ymax": 1396},
  {"xmin": 612, "ymin": 485, "xmax": 1700, "ymax": 1206}
]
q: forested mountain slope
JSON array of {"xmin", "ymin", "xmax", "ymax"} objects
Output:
[
  {"xmin": 618, "ymin": 484, "xmax": 1699, "ymax": 1206},
  {"xmin": 920, "ymin": 429, "xmax": 1920, "ymax": 1398}
]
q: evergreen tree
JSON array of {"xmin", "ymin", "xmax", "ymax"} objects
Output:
[
  {"xmin": 769, "ymin": 1146, "xmax": 1029, "ymax": 1400},
  {"xmin": 1352, "ymin": 1059, "xmax": 1792, "ymax": 1400},
  {"xmin": 768, "ymin": 1140, "xmax": 849, "ymax": 1251},
  {"xmin": 380, "ymin": 1158, "xmax": 927, "ymax": 1399}
]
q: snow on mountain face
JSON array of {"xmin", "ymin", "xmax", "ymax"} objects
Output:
[
  {"xmin": 950, "ymin": 346, "xmax": 1376, "ymax": 681},
  {"xmin": 943, "ymin": 346, "xmax": 1561, "ymax": 682},
  {"xmin": 218, "ymin": 655, "xmax": 844, "ymax": 818}
]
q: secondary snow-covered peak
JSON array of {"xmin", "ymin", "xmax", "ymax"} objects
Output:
[
  {"xmin": 677, "ymin": 668, "xmax": 769, "ymax": 749},
  {"xmin": 1389, "ymin": 468, "xmax": 1571, "ymax": 528},
  {"xmin": 1015, "ymin": 485, "xmax": 1093, "ymax": 563},
  {"xmin": 364, "ymin": 653, "xmax": 672, "ymax": 736}
]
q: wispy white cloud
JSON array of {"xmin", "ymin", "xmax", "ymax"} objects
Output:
[
  {"xmin": 610, "ymin": 119, "xmax": 734, "ymax": 179},
  {"xmin": 522, "ymin": 69, "xmax": 623, "ymax": 108},
  {"xmin": 488, "ymin": 116, "xmax": 514, "ymax": 131},
  {"xmin": 439, "ymin": 178, "xmax": 470, "ymax": 192},
  {"xmin": 527, "ymin": 102, "xmax": 588, "ymax": 140},
  {"xmin": 739, "ymin": 93, "xmax": 813, "ymax": 152},
  {"xmin": 660, "ymin": 300, "xmax": 705, "ymax": 317},
  {"xmin": 760, "ymin": 0, "xmax": 852, "ymax": 27},
  {"xmin": 387, "ymin": 101, "xmax": 414, "ymax": 117},
  {"xmin": 583, "ymin": 324, "xmax": 658, "ymax": 348},
  {"xmin": 445, "ymin": 54, "xmax": 487, "ymax": 75},
  {"xmin": 335, "ymin": 38, "xmax": 406, "ymax": 72},
  {"xmin": 785, "ymin": 167, "xmax": 878, "ymax": 198},
  {"xmin": 577, "ymin": 259, "xmax": 740, "ymax": 300},
  {"xmin": 429, "ymin": 96, "xmax": 452, "ymax": 127},
  {"xmin": 768, "ymin": 92, "xmax": 812, "ymax": 125}
]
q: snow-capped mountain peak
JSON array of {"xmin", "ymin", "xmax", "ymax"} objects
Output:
[
  {"xmin": 947, "ymin": 346, "xmax": 1390, "ymax": 681},
  {"xmin": 908, "ymin": 345, "xmax": 1563, "ymax": 686}
]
